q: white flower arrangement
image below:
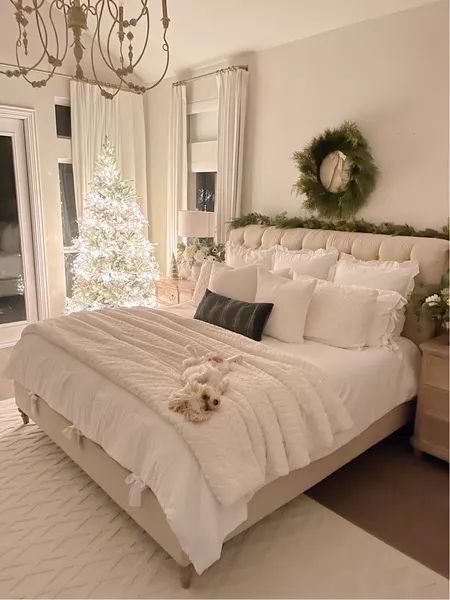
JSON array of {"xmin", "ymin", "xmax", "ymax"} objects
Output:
[
  {"xmin": 177, "ymin": 239, "xmax": 225, "ymax": 267},
  {"xmin": 425, "ymin": 294, "xmax": 442, "ymax": 307},
  {"xmin": 413, "ymin": 273, "xmax": 449, "ymax": 336}
]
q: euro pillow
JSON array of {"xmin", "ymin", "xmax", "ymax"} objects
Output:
[
  {"xmin": 273, "ymin": 246, "xmax": 338, "ymax": 280},
  {"xmin": 295, "ymin": 273, "xmax": 378, "ymax": 349},
  {"xmin": 194, "ymin": 289, "xmax": 273, "ymax": 341},
  {"xmin": 192, "ymin": 259, "xmax": 215, "ymax": 306},
  {"xmin": 193, "ymin": 261, "xmax": 292, "ymax": 307},
  {"xmin": 255, "ymin": 268, "xmax": 316, "ymax": 343},
  {"xmin": 225, "ymin": 242, "xmax": 275, "ymax": 269},
  {"xmin": 209, "ymin": 263, "xmax": 258, "ymax": 303},
  {"xmin": 333, "ymin": 255, "xmax": 419, "ymax": 298}
]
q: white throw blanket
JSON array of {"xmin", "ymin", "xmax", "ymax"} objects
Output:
[{"xmin": 22, "ymin": 308, "xmax": 352, "ymax": 506}]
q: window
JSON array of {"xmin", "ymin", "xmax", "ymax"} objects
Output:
[
  {"xmin": 196, "ymin": 172, "xmax": 216, "ymax": 212},
  {"xmin": 187, "ymin": 103, "xmax": 218, "ymax": 214},
  {"xmin": 55, "ymin": 98, "xmax": 77, "ymax": 300},
  {"xmin": 58, "ymin": 162, "xmax": 78, "ymax": 298},
  {"xmin": 55, "ymin": 104, "xmax": 72, "ymax": 138},
  {"xmin": 59, "ymin": 163, "xmax": 77, "ymax": 245}
]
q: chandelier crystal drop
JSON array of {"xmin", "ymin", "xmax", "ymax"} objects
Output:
[{"xmin": 2, "ymin": 0, "xmax": 170, "ymax": 98}]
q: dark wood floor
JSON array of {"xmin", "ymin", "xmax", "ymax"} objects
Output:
[{"xmin": 307, "ymin": 425, "xmax": 449, "ymax": 578}]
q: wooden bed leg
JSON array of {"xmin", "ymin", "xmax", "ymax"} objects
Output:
[
  {"xmin": 18, "ymin": 408, "xmax": 29, "ymax": 425},
  {"xmin": 179, "ymin": 564, "xmax": 194, "ymax": 589}
]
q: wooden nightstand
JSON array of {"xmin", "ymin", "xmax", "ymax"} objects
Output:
[
  {"xmin": 411, "ymin": 334, "xmax": 449, "ymax": 462},
  {"xmin": 155, "ymin": 278, "xmax": 196, "ymax": 306}
]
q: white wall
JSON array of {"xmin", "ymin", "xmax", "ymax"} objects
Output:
[
  {"xmin": 242, "ymin": 0, "xmax": 449, "ymax": 228},
  {"xmin": 146, "ymin": 0, "xmax": 448, "ymax": 271}
]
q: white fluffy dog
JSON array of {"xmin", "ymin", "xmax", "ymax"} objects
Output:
[{"xmin": 168, "ymin": 345, "xmax": 242, "ymax": 423}]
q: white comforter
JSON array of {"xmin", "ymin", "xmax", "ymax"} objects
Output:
[
  {"xmin": 15, "ymin": 308, "xmax": 352, "ymax": 507},
  {"xmin": 6, "ymin": 304, "xmax": 420, "ymax": 573}
]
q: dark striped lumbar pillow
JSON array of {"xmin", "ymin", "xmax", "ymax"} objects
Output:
[{"xmin": 194, "ymin": 289, "xmax": 274, "ymax": 341}]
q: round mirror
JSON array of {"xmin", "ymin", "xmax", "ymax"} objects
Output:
[{"xmin": 319, "ymin": 150, "xmax": 352, "ymax": 193}]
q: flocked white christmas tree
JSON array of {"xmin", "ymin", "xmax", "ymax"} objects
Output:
[{"xmin": 69, "ymin": 139, "xmax": 159, "ymax": 311}]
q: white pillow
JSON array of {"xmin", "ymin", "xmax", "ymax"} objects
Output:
[
  {"xmin": 192, "ymin": 259, "xmax": 215, "ymax": 306},
  {"xmin": 209, "ymin": 263, "xmax": 258, "ymax": 302},
  {"xmin": 273, "ymin": 246, "xmax": 339, "ymax": 280},
  {"xmin": 225, "ymin": 242, "xmax": 275, "ymax": 269},
  {"xmin": 193, "ymin": 262, "xmax": 292, "ymax": 307},
  {"xmin": 333, "ymin": 255, "xmax": 419, "ymax": 298},
  {"xmin": 272, "ymin": 267, "xmax": 292, "ymax": 278},
  {"xmin": 255, "ymin": 268, "xmax": 316, "ymax": 343},
  {"xmin": 296, "ymin": 274, "xmax": 378, "ymax": 349}
]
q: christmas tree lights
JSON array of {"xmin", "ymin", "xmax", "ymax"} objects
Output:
[{"xmin": 69, "ymin": 139, "xmax": 159, "ymax": 311}]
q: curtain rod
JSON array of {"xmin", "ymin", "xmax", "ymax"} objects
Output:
[
  {"xmin": 173, "ymin": 65, "xmax": 248, "ymax": 86},
  {"xmin": 0, "ymin": 61, "xmax": 141, "ymax": 95}
]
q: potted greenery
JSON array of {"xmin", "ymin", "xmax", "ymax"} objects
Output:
[{"xmin": 412, "ymin": 272, "xmax": 449, "ymax": 339}]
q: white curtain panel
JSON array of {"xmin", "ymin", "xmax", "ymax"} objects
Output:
[
  {"xmin": 70, "ymin": 81, "xmax": 147, "ymax": 219},
  {"xmin": 166, "ymin": 83, "xmax": 188, "ymax": 272},
  {"xmin": 215, "ymin": 68, "xmax": 249, "ymax": 243}
]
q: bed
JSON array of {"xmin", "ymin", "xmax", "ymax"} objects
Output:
[{"xmin": 7, "ymin": 226, "xmax": 449, "ymax": 588}]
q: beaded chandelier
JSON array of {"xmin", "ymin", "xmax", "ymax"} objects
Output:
[{"xmin": 2, "ymin": 0, "xmax": 170, "ymax": 98}]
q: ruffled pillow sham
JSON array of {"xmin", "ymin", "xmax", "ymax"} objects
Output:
[
  {"xmin": 294, "ymin": 272, "xmax": 407, "ymax": 349},
  {"xmin": 273, "ymin": 246, "xmax": 339, "ymax": 280},
  {"xmin": 225, "ymin": 242, "xmax": 275, "ymax": 269},
  {"xmin": 333, "ymin": 254, "xmax": 420, "ymax": 298},
  {"xmin": 295, "ymin": 275, "xmax": 378, "ymax": 349}
]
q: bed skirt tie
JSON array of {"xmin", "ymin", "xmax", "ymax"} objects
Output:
[
  {"xmin": 28, "ymin": 392, "xmax": 39, "ymax": 418},
  {"xmin": 125, "ymin": 473, "xmax": 146, "ymax": 507},
  {"xmin": 62, "ymin": 424, "xmax": 83, "ymax": 445}
]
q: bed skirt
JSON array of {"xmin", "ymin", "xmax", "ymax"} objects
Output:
[{"xmin": 14, "ymin": 382, "xmax": 415, "ymax": 570}]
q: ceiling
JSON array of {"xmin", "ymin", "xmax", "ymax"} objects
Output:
[{"xmin": 139, "ymin": 0, "xmax": 438, "ymax": 82}]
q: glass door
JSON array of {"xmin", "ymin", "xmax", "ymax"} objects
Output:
[{"xmin": 0, "ymin": 117, "xmax": 38, "ymax": 345}]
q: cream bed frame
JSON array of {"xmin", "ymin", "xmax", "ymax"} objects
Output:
[{"xmin": 14, "ymin": 226, "xmax": 449, "ymax": 588}]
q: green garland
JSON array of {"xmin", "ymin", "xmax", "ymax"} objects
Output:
[
  {"xmin": 229, "ymin": 212, "xmax": 449, "ymax": 240},
  {"xmin": 292, "ymin": 121, "xmax": 378, "ymax": 218}
]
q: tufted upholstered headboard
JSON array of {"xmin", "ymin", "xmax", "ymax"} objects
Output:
[{"xmin": 228, "ymin": 225, "xmax": 449, "ymax": 345}]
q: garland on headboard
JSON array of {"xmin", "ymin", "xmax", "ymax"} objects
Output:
[{"xmin": 229, "ymin": 212, "xmax": 449, "ymax": 240}]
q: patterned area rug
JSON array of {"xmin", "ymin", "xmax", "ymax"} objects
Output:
[{"xmin": 0, "ymin": 398, "xmax": 448, "ymax": 599}]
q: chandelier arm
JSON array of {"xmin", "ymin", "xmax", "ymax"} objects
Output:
[
  {"xmin": 106, "ymin": 4, "xmax": 127, "ymax": 73},
  {"xmin": 13, "ymin": 8, "xmax": 49, "ymax": 78},
  {"xmin": 47, "ymin": 0, "xmax": 70, "ymax": 65},
  {"xmin": 142, "ymin": 28, "xmax": 169, "ymax": 91},
  {"xmin": 54, "ymin": 0, "xmax": 70, "ymax": 64},
  {"xmin": 105, "ymin": 0, "xmax": 119, "ymax": 21},
  {"xmin": 93, "ymin": 1, "xmax": 122, "ymax": 78},
  {"xmin": 34, "ymin": 5, "xmax": 53, "ymax": 62},
  {"xmin": 85, "ymin": 2, "xmax": 97, "ymax": 16},
  {"xmin": 122, "ymin": 4, "xmax": 150, "ymax": 70},
  {"xmin": 103, "ymin": 0, "xmax": 150, "ymax": 75},
  {"xmin": 30, "ymin": 0, "xmax": 47, "ymax": 9},
  {"xmin": 106, "ymin": 8, "xmax": 120, "ymax": 70},
  {"xmin": 126, "ymin": 0, "xmax": 149, "ymax": 26},
  {"xmin": 90, "ymin": 2, "xmax": 124, "ymax": 98}
]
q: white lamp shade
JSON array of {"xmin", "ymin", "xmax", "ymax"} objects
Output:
[{"xmin": 178, "ymin": 210, "xmax": 215, "ymax": 238}]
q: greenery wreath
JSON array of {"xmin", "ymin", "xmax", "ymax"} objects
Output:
[{"xmin": 292, "ymin": 120, "xmax": 378, "ymax": 218}]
